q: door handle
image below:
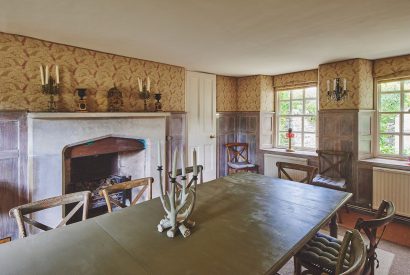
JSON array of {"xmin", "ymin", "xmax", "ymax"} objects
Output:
[{"xmin": 210, "ymin": 134, "xmax": 216, "ymax": 139}]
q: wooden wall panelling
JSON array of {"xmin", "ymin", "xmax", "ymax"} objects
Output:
[
  {"xmin": 216, "ymin": 113, "xmax": 237, "ymax": 177},
  {"xmin": 0, "ymin": 112, "xmax": 27, "ymax": 240},
  {"xmin": 358, "ymin": 110, "xmax": 375, "ymax": 160},
  {"xmin": 356, "ymin": 162, "xmax": 373, "ymax": 208}
]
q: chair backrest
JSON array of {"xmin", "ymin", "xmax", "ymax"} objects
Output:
[
  {"xmin": 99, "ymin": 177, "xmax": 153, "ymax": 213},
  {"xmin": 276, "ymin": 162, "xmax": 318, "ymax": 184},
  {"xmin": 9, "ymin": 191, "xmax": 91, "ymax": 238},
  {"xmin": 337, "ymin": 229, "xmax": 367, "ymax": 275},
  {"xmin": 316, "ymin": 150, "xmax": 352, "ymax": 179},
  {"xmin": 168, "ymin": 165, "xmax": 204, "ymax": 189},
  {"xmin": 226, "ymin": 143, "xmax": 250, "ymax": 164},
  {"xmin": 354, "ymin": 200, "xmax": 395, "ymax": 274}
]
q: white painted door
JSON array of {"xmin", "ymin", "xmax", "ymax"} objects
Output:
[{"xmin": 186, "ymin": 71, "xmax": 216, "ymax": 182}]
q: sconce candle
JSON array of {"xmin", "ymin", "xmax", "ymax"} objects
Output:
[{"xmin": 327, "ymin": 77, "xmax": 348, "ymax": 102}]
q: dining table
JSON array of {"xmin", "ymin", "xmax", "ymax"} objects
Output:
[{"xmin": 0, "ymin": 172, "xmax": 351, "ymax": 275}]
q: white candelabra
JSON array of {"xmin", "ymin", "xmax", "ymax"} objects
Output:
[{"xmin": 156, "ymin": 145, "xmax": 198, "ymax": 238}]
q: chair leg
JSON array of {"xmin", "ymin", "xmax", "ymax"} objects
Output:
[{"xmin": 293, "ymin": 256, "xmax": 302, "ymax": 275}]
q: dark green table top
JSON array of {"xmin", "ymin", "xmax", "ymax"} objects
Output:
[{"xmin": 0, "ymin": 173, "xmax": 351, "ymax": 275}]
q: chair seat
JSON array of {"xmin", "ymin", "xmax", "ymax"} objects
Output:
[
  {"xmin": 312, "ymin": 174, "xmax": 346, "ymax": 190},
  {"xmin": 297, "ymin": 232, "xmax": 351, "ymax": 274},
  {"xmin": 227, "ymin": 162, "xmax": 256, "ymax": 169}
]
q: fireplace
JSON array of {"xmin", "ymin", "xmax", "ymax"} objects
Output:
[{"xmin": 63, "ymin": 136, "xmax": 146, "ymax": 221}]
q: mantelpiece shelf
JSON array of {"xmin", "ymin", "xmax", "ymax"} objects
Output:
[{"xmin": 27, "ymin": 112, "xmax": 170, "ymax": 119}]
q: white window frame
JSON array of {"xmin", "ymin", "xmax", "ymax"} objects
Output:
[
  {"xmin": 376, "ymin": 78, "xmax": 410, "ymax": 159},
  {"xmin": 275, "ymin": 86, "xmax": 318, "ymax": 151}
]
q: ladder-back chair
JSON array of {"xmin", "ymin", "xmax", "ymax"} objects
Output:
[
  {"xmin": 9, "ymin": 191, "xmax": 91, "ymax": 238},
  {"xmin": 354, "ymin": 200, "xmax": 395, "ymax": 275},
  {"xmin": 225, "ymin": 143, "xmax": 258, "ymax": 174},
  {"xmin": 99, "ymin": 177, "xmax": 153, "ymax": 213},
  {"xmin": 276, "ymin": 162, "xmax": 318, "ymax": 184}
]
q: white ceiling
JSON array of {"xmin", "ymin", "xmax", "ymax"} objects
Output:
[{"xmin": 1, "ymin": 0, "xmax": 410, "ymax": 76}]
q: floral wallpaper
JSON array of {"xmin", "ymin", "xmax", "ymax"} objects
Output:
[
  {"xmin": 274, "ymin": 69, "xmax": 318, "ymax": 89},
  {"xmin": 0, "ymin": 32, "xmax": 185, "ymax": 112},
  {"xmin": 237, "ymin": 75, "xmax": 261, "ymax": 112},
  {"xmin": 373, "ymin": 54, "xmax": 410, "ymax": 79},
  {"xmin": 260, "ymin": 75, "xmax": 274, "ymax": 112},
  {"xmin": 216, "ymin": 75, "xmax": 238, "ymax": 112},
  {"xmin": 319, "ymin": 59, "xmax": 373, "ymax": 110}
]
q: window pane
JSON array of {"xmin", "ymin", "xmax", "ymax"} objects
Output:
[
  {"xmin": 305, "ymin": 87, "xmax": 317, "ymax": 98},
  {"xmin": 304, "ymin": 116, "xmax": 316, "ymax": 132},
  {"xmin": 379, "ymin": 114, "xmax": 400, "ymax": 133},
  {"xmin": 279, "ymin": 101, "xmax": 290, "ymax": 115},
  {"xmin": 278, "ymin": 132, "xmax": 288, "ymax": 147},
  {"xmin": 404, "ymin": 80, "xmax": 410, "ymax": 91},
  {"xmin": 291, "ymin": 101, "xmax": 303, "ymax": 115},
  {"xmin": 278, "ymin": 90, "xmax": 290, "ymax": 100},
  {"xmin": 290, "ymin": 117, "xmax": 302, "ymax": 132},
  {"xmin": 305, "ymin": 100, "xmax": 316, "ymax": 115},
  {"xmin": 380, "ymin": 81, "xmax": 401, "ymax": 92},
  {"xmin": 292, "ymin": 133, "xmax": 302, "ymax": 147},
  {"xmin": 292, "ymin": 89, "xmax": 303, "ymax": 99},
  {"xmin": 379, "ymin": 134, "xmax": 400, "ymax": 155},
  {"xmin": 404, "ymin": 93, "xmax": 410, "ymax": 112},
  {"xmin": 404, "ymin": 114, "xmax": 410, "ymax": 133},
  {"xmin": 278, "ymin": 117, "xmax": 290, "ymax": 131},
  {"xmin": 404, "ymin": 136, "xmax": 410, "ymax": 156},
  {"xmin": 380, "ymin": 93, "xmax": 401, "ymax": 112},
  {"xmin": 304, "ymin": 133, "xmax": 316, "ymax": 149}
]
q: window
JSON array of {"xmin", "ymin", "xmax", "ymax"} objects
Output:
[
  {"xmin": 276, "ymin": 86, "xmax": 317, "ymax": 150},
  {"xmin": 377, "ymin": 79, "xmax": 410, "ymax": 157}
]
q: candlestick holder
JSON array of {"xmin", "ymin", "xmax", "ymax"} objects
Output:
[
  {"xmin": 286, "ymin": 128, "xmax": 295, "ymax": 152},
  {"xmin": 139, "ymin": 85, "xmax": 151, "ymax": 111},
  {"xmin": 154, "ymin": 93, "xmax": 162, "ymax": 112},
  {"xmin": 41, "ymin": 77, "xmax": 59, "ymax": 112}
]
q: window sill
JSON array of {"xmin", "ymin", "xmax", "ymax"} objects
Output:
[
  {"xmin": 359, "ymin": 158, "xmax": 410, "ymax": 171},
  {"xmin": 261, "ymin": 148, "xmax": 318, "ymax": 158}
]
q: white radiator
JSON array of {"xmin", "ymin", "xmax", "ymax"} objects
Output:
[
  {"xmin": 264, "ymin": 154, "xmax": 308, "ymax": 182},
  {"xmin": 373, "ymin": 167, "xmax": 410, "ymax": 217}
]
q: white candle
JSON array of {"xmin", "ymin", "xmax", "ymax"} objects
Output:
[
  {"xmin": 171, "ymin": 147, "xmax": 178, "ymax": 178},
  {"xmin": 147, "ymin": 77, "xmax": 151, "ymax": 92},
  {"xmin": 180, "ymin": 150, "xmax": 186, "ymax": 177},
  {"xmin": 193, "ymin": 149, "xmax": 197, "ymax": 176},
  {"xmin": 157, "ymin": 141, "xmax": 162, "ymax": 167},
  {"xmin": 343, "ymin": 78, "xmax": 347, "ymax": 90},
  {"xmin": 138, "ymin": 77, "xmax": 142, "ymax": 91},
  {"xmin": 39, "ymin": 65, "xmax": 44, "ymax": 85},
  {"xmin": 326, "ymin": 80, "xmax": 330, "ymax": 91},
  {"xmin": 333, "ymin": 79, "xmax": 336, "ymax": 90},
  {"xmin": 45, "ymin": 65, "xmax": 49, "ymax": 84},
  {"xmin": 55, "ymin": 65, "xmax": 60, "ymax": 84}
]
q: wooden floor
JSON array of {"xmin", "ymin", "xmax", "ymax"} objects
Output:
[{"xmin": 339, "ymin": 209, "xmax": 410, "ymax": 248}]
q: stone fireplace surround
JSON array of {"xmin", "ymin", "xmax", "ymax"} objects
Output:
[{"xmin": 27, "ymin": 112, "xmax": 169, "ymax": 227}]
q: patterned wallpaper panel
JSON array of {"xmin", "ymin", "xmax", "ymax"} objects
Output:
[
  {"xmin": 0, "ymin": 32, "xmax": 185, "ymax": 112},
  {"xmin": 260, "ymin": 75, "xmax": 274, "ymax": 112},
  {"xmin": 373, "ymin": 54, "xmax": 410, "ymax": 79},
  {"xmin": 319, "ymin": 59, "xmax": 373, "ymax": 110},
  {"xmin": 237, "ymin": 75, "xmax": 261, "ymax": 112},
  {"xmin": 216, "ymin": 75, "xmax": 238, "ymax": 112},
  {"xmin": 274, "ymin": 69, "xmax": 318, "ymax": 89}
]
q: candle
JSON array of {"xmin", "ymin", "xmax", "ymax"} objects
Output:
[
  {"xmin": 45, "ymin": 65, "xmax": 49, "ymax": 84},
  {"xmin": 180, "ymin": 150, "xmax": 186, "ymax": 177},
  {"xmin": 171, "ymin": 147, "xmax": 178, "ymax": 178},
  {"xmin": 343, "ymin": 79, "xmax": 347, "ymax": 90},
  {"xmin": 193, "ymin": 149, "xmax": 197, "ymax": 176},
  {"xmin": 39, "ymin": 65, "xmax": 44, "ymax": 85},
  {"xmin": 157, "ymin": 141, "xmax": 162, "ymax": 167},
  {"xmin": 138, "ymin": 77, "xmax": 142, "ymax": 91},
  {"xmin": 147, "ymin": 77, "xmax": 151, "ymax": 92},
  {"xmin": 326, "ymin": 80, "xmax": 330, "ymax": 91},
  {"xmin": 333, "ymin": 79, "xmax": 336, "ymax": 90},
  {"xmin": 55, "ymin": 65, "xmax": 60, "ymax": 84}
]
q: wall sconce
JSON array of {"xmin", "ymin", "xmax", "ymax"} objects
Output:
[{"xmin": 327, "ymin": 78, "xmax": 348, "ymax": 102}]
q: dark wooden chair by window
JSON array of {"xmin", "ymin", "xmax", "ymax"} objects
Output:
[
  {"xmin": 354, "ymin": 200, "xmax": 395, "ymax": 275},
  {"xmin": 9, "ymin": 191, "xmax": 91, "ymax": 238},
  {"xmin": 168, "ymin": 165, "xmax": 204, "ymax": 189},
  {"xmin": 225, "ymin": 143, "xmax": 258, "ymax": 175},
  {"xmin": 276, "ymin": 162, "xmax": 318, "ymax": 184},
  {"xmin": 99, "ymin": 177, "xmax": 154, "ymax": 213},
  {"xmin": 294, "ymin": 229, "xmax": 367, "ymax": 275}
]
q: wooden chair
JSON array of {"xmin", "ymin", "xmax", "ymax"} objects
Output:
[
  {"xmin": 294, "ymin": 229, "xmax": 367, "ymax": 275},
  {"xmin": 312, "ymin": 150, "xmax": 352, "ymax": 192},
  {"xmin": 9, "ymin": 191, "xmax": 91, "ymax": 238},
  {"xmin": 99, "ymin": 177, "xmax": 153, "ymax": 213},
  {"xmin": 225, "ymin": 143, "xmax": 258, "ymax": 174},
  {"xmin": 168, "ymin": 165, "xmax": 204, "ymax": 189},
  {"xmin": 276, "ymin": 162, "xmax": 318, "ymax": 184},
  {"xmin": 354, "ymin": 200, "xmax": 395, "ymax": 275}
]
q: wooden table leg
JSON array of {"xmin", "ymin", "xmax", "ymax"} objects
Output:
[{"xmin": 330, "ymin": 213, "xmax": 338, "ymax": 238}]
